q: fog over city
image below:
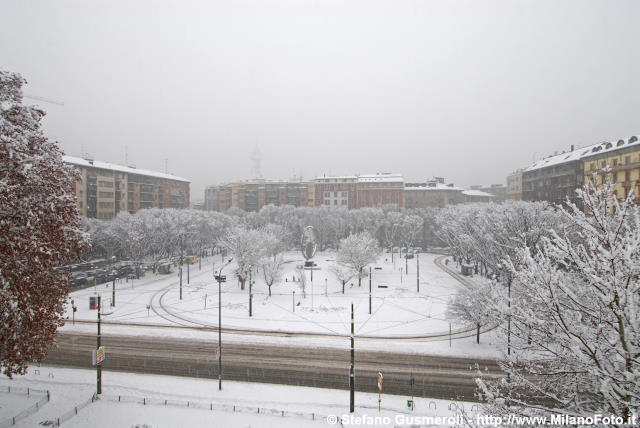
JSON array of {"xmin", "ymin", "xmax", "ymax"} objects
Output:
[{"xmin": 2, "ymin": 0, "xmax": 639, "ymax": 199}]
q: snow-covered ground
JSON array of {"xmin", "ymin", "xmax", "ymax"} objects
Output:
[
  {"xmin": 0, "ymin": 365, "xmax": 477, "ymax": 428},
  {"xmin": 62, "ymin": 252, "xmax": 501, "ymax": 358}
]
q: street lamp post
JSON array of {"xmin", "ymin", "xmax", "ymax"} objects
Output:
[
  {"xmin": 218, "ymin": 257, "xmax": 233, "ymax": 391},
  {"xmin": 369, "ymin": 267, "xmax": 372, "ymax": 315},
  {"xmin": 416, "ymin": 253, "xmax": 420, "ymax": 292},
  {"xmin": 96, "ymin": 295, "xmax": 102, "ymax": 395}
]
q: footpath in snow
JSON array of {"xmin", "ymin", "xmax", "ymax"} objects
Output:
[{"xmin": 0, "ymin": 365, "xmax": 476, "ymax": 428}]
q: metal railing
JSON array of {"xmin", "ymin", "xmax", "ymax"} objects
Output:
[
  {"xmin": 0, "ymin": 386, "xmax": 50, "ymax": 428},
  {"xmin": 99, "ymin": 393, "xmax": 329, "ymax": 424}
]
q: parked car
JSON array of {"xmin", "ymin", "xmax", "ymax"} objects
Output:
[{"xmin": 69, "ymin": 272, "xmax": 87, "ymax": 287}]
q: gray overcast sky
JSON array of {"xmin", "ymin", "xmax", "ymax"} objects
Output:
[{"xmin": 2, "ymin": 0, "xmax": 639, "ymax": 201}]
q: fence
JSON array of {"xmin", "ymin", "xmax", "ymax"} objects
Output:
[
  {"xmin": 0, "ymin": 386, "xmax": 50, "ymax": 428},
  {"xmin": 41, "ymin": 393, "xmax": 98, "ymax": 427},
  {"xmin": 99, "ymin": 393, "xmax": 329, "ymax": 424}
]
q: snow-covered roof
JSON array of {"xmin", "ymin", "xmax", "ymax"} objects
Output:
[
  {"xmin": 524, "ymin": 135, "xmax": 639, "ymax": 172},
  {"xmin": 357, "ymin": 173, "xmax": 403, "ymax": 183},
  {"xmin": 404, "ymin": 183, "xmax": 465, "ymax": 191},
  {"xmin": 63, "ymin": 156, "xmax": 190, "ymax": 183},
  {"xmin": 462, "ymin": 189, "xmax": 495, "ymax": 198},
  {"xmin": 315, "ymin": 173, "xmax": 403, "ymax": 183}
]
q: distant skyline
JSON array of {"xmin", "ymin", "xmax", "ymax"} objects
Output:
[{"xmin": 2, "ymin": 0, "xmax": 639, "ymax": 201}]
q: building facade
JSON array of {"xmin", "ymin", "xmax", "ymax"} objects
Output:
[
  {"xmin": 65, "ymin": 156, "xmax": 190, "ymax": 219},
  {"xmin": 521, "ymin": 148, "xmax": 587, "ymax": 206},
  {"xmin": 404, "ymin": 178, "xmax": 465, "ymax": 208},
  {"xmin": 205, "ymin": 173, "xmax": 403, "ymax": 212},
  {"xmin": 404, "ymin": 177, "xmax": 495, "ymax": 208},
  {"xmin": 205, "ymin": 179, "xmax": 316, "ymax": 212},
  {"xmin": 519, "ymin": 135, "xmax": 639, "ymax": 206},
  {"xmin": 315, "ymin": 173, "xmax": 404, "ymax": 209},
  {"xmin": 506, "ymin": 171, "xmax": 523, "ymax": 201},
  {"xmin": 582, "ymin": 136, "xmax": 640, "ymax": 202},
  {"xmin": 470, "ymin": 184, "xmax": 506, "ymax": 202}
]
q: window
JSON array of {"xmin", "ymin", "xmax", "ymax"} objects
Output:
[
  {"xmin": 334, "ymin": 192, "xmax": 338, "ymax": 197},
  {"xmin": 626, "ymin": 171, "xmax": 631, "ymax": 181},
  {"xmin": 341, "ymin": 191, "xmax": 347, "ymax": 197},
  {"xmin": 626, "ymin": 156, "xmax": 631, "ymax": 165},
  {"xmin": 341, "ymin": 200, "xmax": 347, "ymax": 205},
  {"xmin": 324, "ymin": 200, "xmax": 330, "ymax": 205},
  {"xmin": 98, "ymin": 191, "xmax": 114, "ymax": 198},
  {"xmin": 334, "ymin": 200, "xmax": 338, "ymax": 205},
  {"xmin": 590, "ymin": 163, "xmax": 595, "ymax": 171},
  {"xmin": 601, "ymin": 161, "xmax": 606, "ymax": 168},
  {"xmin": 613, "ymin": 159, "xmax": 618, "ymax": 167},
  {"xmin": 612, "ymin": 172, "xmax": 617, "ymax": 183}
]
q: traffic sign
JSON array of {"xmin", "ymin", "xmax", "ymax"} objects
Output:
[{"xmin": 92, "ymin": 346, "xmax": 105, "ymax": 366}]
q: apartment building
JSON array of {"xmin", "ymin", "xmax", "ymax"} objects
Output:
[
  {"xmin": 582, "ymin": 136, "xmax": 640, "ymax": 202},
  {"xmin": 205, "ymin": 173, "xmax": 402, "ymax": 212},
  {"xmin": 506, "ymin": 170, "xmax": 523, "ymax": 201},
  {"xmin": 65, "ymin": 156, "xmax": 190, "ymax": 219},
  {"xmin": 204, "ymin": 179, "xmax": 315, "ymax": 212},
  {"xmin": 404, "ymin": 177, "xmax": 495, "ymax": 208},
  {"xmin": 315, "ymin": 173, "xmax": 404, "ymax": 209},
  {"xmin": 519, "ymin": 135, "xmax": 639, "ymax": 206}
]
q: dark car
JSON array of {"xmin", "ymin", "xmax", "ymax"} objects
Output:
[{"xmin": 69, "ymin": 272, "xmax": 87, "ymax": 287}]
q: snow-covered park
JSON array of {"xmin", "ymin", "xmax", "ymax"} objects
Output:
[{"xmin": 61, "ymin": 251, "xmax": 500, "ymax": 356}]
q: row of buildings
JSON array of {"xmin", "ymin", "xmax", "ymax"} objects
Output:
[
  {"xmin": 203, "ymin": 174, "xmax": 505, "ymax": 212},
  {"xmin": 64, "ymin": 156, "xmax": 190, "ymax": 220},
  {"xmin": 64, "ymin": 155, "xmax": 505, "ymax": 219},
  {"xmin": 506, "ymin": 135, "xmax": 639, "ymax": 205}
]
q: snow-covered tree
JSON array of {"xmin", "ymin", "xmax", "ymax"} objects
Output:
[
  {"xmin": 0, "ymin": 71, "xmax": 88, "ymax": 377},
  {"xmin": 260, "ymin": 225, "xmax": 286, "ymax": 296},
  {"xmin": 330, "ymin": 262, "xmax": 355, "ymax": 294},
  {"xmin": 478, "ymin": 177, "xmax": 640, "ymax": 422},
  {"xmin": 337, "ymin": 232, "xmax": 380, "ymax": 287},
  {"xmin": 400, "ymin": 214, "xmax": 423, "ymax": 251},
  {"xmin": 382, "ymin": 211, "xmax": 403, "ymax": 259},
  {"xmin": 220, "ymin": 226, "xmax": 264, "ymax": 290},
  {"xmin": 295, "ymin": 265, "xmax": 307, "ymax": 298},
  {"xmin": 447, "ymin": 280, "xmax": 494, "ymax": 344}
]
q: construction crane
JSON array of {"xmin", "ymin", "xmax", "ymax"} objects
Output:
[{"xmin": 23, "ymin": 93, "xmax": 64, "ymax": 106}]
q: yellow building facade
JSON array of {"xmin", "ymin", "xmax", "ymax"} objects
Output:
[{"xmin": 582, "ymin": 136, "xmax": 640, "ymax": 202}]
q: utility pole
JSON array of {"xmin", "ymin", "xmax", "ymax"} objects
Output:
[
  {"xmin": 187, "ymin": 257, "xmax": 190, "ymax": 284},
  {"xmin": 507, "ymin": 271, "xmax": 512, "ymax": 408},
  {"xmin": 369, "ymin": 267, "xmax": 372, "ymax": 315},
  {"xmin": 249, "ymin": 269, "xmax": 253, "ymax": 317},
  {"xmin": 350, "ymin": 302, "xmax": 355, "ymax": 413},
  {"xmin": 179, "ymin": 237, "xmax": 183, "ymax": 300},
  {"xmin": 96, "ymin": 295, "xmax": 102, "ymax": 395},
  {"xmin": 416, "ymin": 253, "xmax": 420, "ymax": 292},
  {"xmin": 218, "ymin": 258, "xmax": 233, "ymax": 391},
  {"xmin": 405, "ymin": 249, "xmax": 408, "ymax": 274},
  {"xmin": 111, "ymin": 278, "xmax": 115, "ymax": 307}
]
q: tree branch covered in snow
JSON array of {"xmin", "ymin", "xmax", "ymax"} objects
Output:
[
  {"xmin": 476, "ymin": 178, "xmax": 640, "ymax": 423},
  {"xmin": 0, "ymin": 70, "xmax": 89, "ymax": 377}
]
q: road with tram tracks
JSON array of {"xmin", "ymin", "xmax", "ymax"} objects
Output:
[{"xmin": 44, "ymin": 332, "xmax": 502, "ymax": 401}]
